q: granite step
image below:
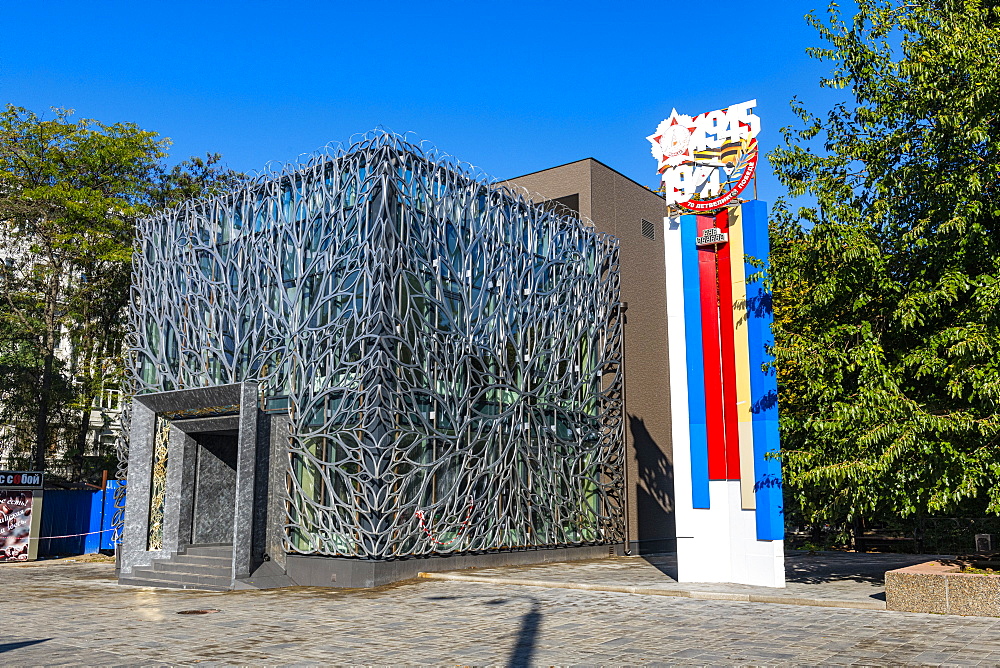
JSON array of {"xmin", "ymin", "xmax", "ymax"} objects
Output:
[
  {"xmin": 129, "ymin": 567, "xmax": 232, "ymax": 588},
  {"xmin": 184, "ymin": 544, "xmax": 234, "ymax": 557},
  {"xmin": 120, "ymin": 573, "xmax": 230, "ymax": 592},
  {"xmin": 169, "ymin": 553, "xmax": 232, "ymax": 568},
  {"xmin": 118, "ymin": 543, "xmax": 236, "ymax": 591},
  {"xmin": 151, "ymin": 560, "xmax": 231, "ymax": 577}
]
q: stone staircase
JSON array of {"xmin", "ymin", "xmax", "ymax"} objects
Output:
[{"xmin": 120, "ymin": 544, "xmax": 234, "ymax": 591}]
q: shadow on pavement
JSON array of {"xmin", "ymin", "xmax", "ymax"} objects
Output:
[
  {"xmin": 0, "ymin": 639, "xmax": 51, "ymax": 653},
  {"xmin": 501, "ymin": 598, "xmax": 541, "ymax": 667},
  {"xmin": 642, "ymin": 553, "xmax": 677, "ymax": 579},
  {"xmin": 640, "ymin": 550, "xmax": 945, "ymax": 589},
  {"xmin": 785, "ymin": 552, "xmax": 948, "ymax": 585},
  {"xmin": 426, "ymin": 593, "xmax": 542, "ymax": 666}
]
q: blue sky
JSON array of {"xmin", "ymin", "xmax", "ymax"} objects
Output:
[{"xmin": 2, "ymin": 1, "xmax": 849, "ymax": 205}]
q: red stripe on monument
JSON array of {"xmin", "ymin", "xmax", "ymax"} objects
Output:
[
  {"xmin": 697, "ymin": 214, "xmax": 726, "ymax": 480},
  {"xmin": 715, "ymin": 209, "xmax": 741, "ymax": 480}
]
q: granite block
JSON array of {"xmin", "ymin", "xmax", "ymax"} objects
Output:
[
  {"xmin": 120, "ymin": 401, "xmax": 161, "ymax": 575},
  {"xmin": 135, "ymin": 382, "xmax": 243, "ymax": 413},
  {"xmin": 885, "ymin": 568, "xmax": 949, "ymax": 614},
  {"xmin": 231, "ymin": 380, "xmax": 259, "ymax": 580},
  {"xmin": 947, "ymin": 572, "xmax": 1000, "ymax": 617},
  {"xmin": 886, "ymin": 560, "xmax": 1000, "ymax": 617}
]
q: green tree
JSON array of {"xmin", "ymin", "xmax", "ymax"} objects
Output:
[
  {"xmin": 0, "ymin": 104, "xmax": 242, "ymax": 479},
  {"xmin": 768, "ymin": 0, "xmax": 1000, "ymax": 535}
]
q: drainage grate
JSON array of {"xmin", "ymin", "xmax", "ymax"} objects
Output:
[{"xmin": 177, "ymin": 609, "xmax": 221, "ymax": 615}]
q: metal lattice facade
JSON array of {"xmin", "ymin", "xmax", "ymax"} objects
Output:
[{"xmin": 128, "ymin": 132, "xmax": 624, "ymax": 559}]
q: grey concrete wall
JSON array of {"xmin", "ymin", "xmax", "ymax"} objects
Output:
[
  {"xmin": 505, "ymin": 159, "xmax": 675, "ymax": 554},
  {"xmin": 505, "ymin": 160, "xmax": 595, "ymax": 221}
]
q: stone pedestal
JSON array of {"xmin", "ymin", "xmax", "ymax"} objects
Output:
[{"xmin": 886, "ymin": 560, "xmax": 1000, "ymax": 617}]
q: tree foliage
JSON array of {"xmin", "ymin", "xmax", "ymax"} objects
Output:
[
  {"xmin": 0, "ymin": 104, "xmax": 242, "ymax": 479},
  {"xmin": 769, "ymin": 0, "xmax": 1000, "ymax": 528}
]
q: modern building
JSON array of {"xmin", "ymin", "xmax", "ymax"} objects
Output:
[
  {"xmin": 119, "ymin": 133, "xmax": 631, "ymax": 589},
  {"xmin": 503, "ymin": 160, "xmax": 675, "ymax": 556}
]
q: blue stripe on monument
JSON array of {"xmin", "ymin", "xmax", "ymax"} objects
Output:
[
  {"xmin": 681, "ymin": 214, "xmax": 710, "ymax": 509},
  {"xmin": 742, "ymin": 200, "xmax": 784, "ymax": 541}
]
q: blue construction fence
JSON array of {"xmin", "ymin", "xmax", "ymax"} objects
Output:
[{"xmin": 37, "ymin": 480, "xmax": 122, "ymax": 557}]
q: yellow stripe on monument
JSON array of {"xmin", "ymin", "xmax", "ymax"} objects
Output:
[{"xmin": 728, "ymin": 204, "xmax": 756, "ymax": 511}]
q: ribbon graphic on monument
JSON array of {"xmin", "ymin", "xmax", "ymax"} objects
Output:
[{"xmin": 648, "ymin": 100, "xmax": 760, "ymax": 211}]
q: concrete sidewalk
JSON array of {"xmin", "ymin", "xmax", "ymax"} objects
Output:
[{"xmin": 420, "ymin": 551, "xmax": 952, "ymax": 611}]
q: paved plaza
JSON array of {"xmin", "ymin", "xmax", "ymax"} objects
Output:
[
  {"xmin": 421, "ymin": 551, "xmax": 949, "ymax": 610},
  {"xmin": 3, "ymin": 555, "xmax": 1000, "ymax": 666}
]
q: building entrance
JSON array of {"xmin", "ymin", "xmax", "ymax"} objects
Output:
[{"xmin": 119, "ymin": 382, "xmax": 275, "ymax": 590}]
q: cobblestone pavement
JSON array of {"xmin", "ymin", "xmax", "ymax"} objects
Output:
[
  {"xmin": 422, "ymin": 551, "xmax": 951, "ymax": 608},
  {"xmin": 4, "ymin": 559, "xmax": 1000, "ymax": 666}
]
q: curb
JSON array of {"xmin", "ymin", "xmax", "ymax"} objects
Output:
[{"xmin": 417, "ymin": 572, "xmax": 887, "ymax": 611}]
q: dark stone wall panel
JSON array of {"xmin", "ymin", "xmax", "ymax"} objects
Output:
[{"xmin": 191, "ymin": 434, "xmax": 238, "ymax": 544}]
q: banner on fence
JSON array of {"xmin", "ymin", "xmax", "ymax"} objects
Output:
[
  {"xmin": 0, "ymin": 471, "xmax": 43, "ymax": 562},
  {"xmin": 0, "ymin": 490, "xmax": 34, "ymax": 562}
]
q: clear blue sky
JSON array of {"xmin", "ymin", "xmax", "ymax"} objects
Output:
[{"xmin": 2, "ymin": 1, "xmax": 849, "ymax": 205}]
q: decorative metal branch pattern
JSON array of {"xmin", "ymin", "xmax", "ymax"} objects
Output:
[
  {"xmin": 146, "ymin": 416, "xmax": 169, "ymax": 551},
  {"xmin": 127, "ymin": 131, "xmax": 624, "ymax": 559}
]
